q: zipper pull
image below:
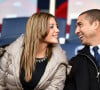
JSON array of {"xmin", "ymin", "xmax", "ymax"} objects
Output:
[
  {"xmin": 96, "ymin": 72, "xmax": 100, "ymax": 82},
  {"xmin": 97, "ymin": 72, "xmax": 100, "ymax": 78}
]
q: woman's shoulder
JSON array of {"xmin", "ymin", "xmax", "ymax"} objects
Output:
[
  {"xmin": 52, "ymin": 44, "xmax": 68, "ymax": 64},
  {"xmin": 5, "ymin": 34, "xmax": 24, "ymax": 54},
  {"xmin": 52, "ymin": 44, "xmax": 72, "ymax": 74}
]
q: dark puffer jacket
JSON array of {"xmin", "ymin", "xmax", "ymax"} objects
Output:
[{"xmin": 64, "ymin": 46, "xmax": 100, "ymax": 90}]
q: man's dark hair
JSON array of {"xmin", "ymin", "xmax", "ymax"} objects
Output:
[{"xmin": 79, "ymin": 9, "xmax": 100, "ymax": 24}]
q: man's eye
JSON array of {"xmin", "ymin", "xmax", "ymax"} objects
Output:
[{"xmin": 77, "ymin": 22, "xmax": 82, "ymax": 27}]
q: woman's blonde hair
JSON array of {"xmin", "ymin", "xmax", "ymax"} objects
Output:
[{"xmin": 20, "ymin": 12, "xmax": 56, "ymax": 82}]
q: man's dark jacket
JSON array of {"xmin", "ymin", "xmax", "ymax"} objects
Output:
[{"xmin": 64, "ymin": 46, "xmax": 100, "ymax": 90}]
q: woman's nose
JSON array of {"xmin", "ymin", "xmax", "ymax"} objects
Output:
[{"xmin": 55, "ymin": 27, "xmax": 59, "ymax": 32}]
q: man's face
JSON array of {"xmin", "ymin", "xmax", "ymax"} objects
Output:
[{"xmin": 75, "ymin": 14, "xmax": 97, "ymax": 45}]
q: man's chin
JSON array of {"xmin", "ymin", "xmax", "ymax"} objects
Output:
[
  {"xmin": 81, "ymin": 40, "xmax": 85, "ymax": 45},
  {"xmin": 81, "ymin": 41, "xmax": 88, "ymax": 45}
]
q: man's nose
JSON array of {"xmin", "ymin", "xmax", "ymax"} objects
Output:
[{"xmin": 75, "ymin": 27, "xmax": 79, "ymax": 35}]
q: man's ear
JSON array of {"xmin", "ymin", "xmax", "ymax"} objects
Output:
[{"xmin": 92, "ymin": 20, "xmax": 100, "ymax": 29}]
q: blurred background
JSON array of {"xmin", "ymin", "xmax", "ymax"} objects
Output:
[{"xmin": 0, "ymin": 0, "xmax": 100, "ymax": 60}]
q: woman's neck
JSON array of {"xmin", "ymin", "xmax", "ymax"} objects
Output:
[{"xmin": 36, "ymin": 43, "xmax": 48, "ymax": 58}]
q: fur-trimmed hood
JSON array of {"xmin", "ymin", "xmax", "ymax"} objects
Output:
[{"xmin": 0, "ymin": 47, "xmax": 5, "ymax": 56}]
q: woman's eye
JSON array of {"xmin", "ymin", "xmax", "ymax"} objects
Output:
[
  {"xmin": 49, "ymin": 25, "xmax": 54, "ymax": 29},
  {"xmin": 57, "ymin": 25, "xmax": 59, "ymax": 29}
]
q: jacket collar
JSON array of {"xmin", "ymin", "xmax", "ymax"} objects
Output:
[
  {"xmin": 77, "ymin": 45, "xmax": 96, "ymax": 62},
  {"xmin": 78, "ymin": 46, "xmax": 90, "ymax": 55}
]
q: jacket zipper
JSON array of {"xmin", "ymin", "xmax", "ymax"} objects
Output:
[{"xmin": 79, "ymin": 54, "xmax": 100, "ymax": 82}]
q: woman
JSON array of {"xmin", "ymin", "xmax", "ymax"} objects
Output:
[{"xmin": 0, "ymin": 12, "xmax": 70, "ymax": 90}]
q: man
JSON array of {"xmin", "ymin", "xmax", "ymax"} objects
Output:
[{"xmin": 64, "ymin": 9, "xmax": 100, "ymax": 90}]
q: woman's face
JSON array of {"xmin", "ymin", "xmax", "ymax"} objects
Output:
[{"xmin": 43, "ymin": 17, "xmax": 59, "ymax": 44}]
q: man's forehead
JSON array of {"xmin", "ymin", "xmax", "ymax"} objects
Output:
[{"xmin": 77, "ymin": 14, "xmax": 87, "ymax": 22}]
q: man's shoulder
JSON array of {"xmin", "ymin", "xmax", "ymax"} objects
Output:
[
  {"xmin": 69, "ymin": 53, "xmax": 88, "ymax": 66},
  {"xmin": 69, "ymin": 46, "xmax": 90, "ymax": 63}
]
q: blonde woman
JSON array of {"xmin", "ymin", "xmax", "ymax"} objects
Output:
[{"xmin": 0, "ymin": 12, "xmax": 70, "ymax": 90}]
